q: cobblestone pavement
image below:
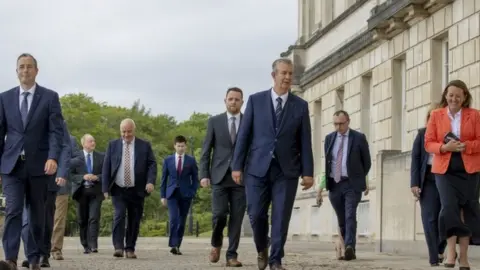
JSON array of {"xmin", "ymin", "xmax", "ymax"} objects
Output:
[{"xmin": 2, "ymin": 237, "xmax": 479, "ymax": 269}]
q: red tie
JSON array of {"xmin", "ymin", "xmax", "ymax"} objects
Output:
[{"xmin": 177, "ymin": 155, "xmax": 182, "ymax": 174}]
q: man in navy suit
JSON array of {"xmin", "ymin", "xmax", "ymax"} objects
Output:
[
  {"xmin": 323, "ymin": 110, "xmax": 371, "ymax": 261},
  {"xmin": 160, "ymin": 135, "xmax": 199, "ymax": 255},
  {"xmin": 231, "ymin": 58, "xmax": 314, "ymax": 270},
  {"xmin": 102, "ymin": 118, "xmax": 157, "ymax": 259},
  {"xmin": 0, "ymin": 53, "xmax": 64, "ymax": 270},
  {"xmin": 21, "ymin": 120, "xmax": 71, "ymax": 268}
]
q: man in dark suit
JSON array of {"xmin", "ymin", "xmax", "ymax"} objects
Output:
[
  {"xmin": 199, "ymin": 87, "xmax": 245, "ymax": 266},
  {"xmin": 21, "ymin": 120, "xmax": 72, "ymax": 268},
  {"xmin": 231, "ymin": 58, "xmax": 314, "ymax": 270},
  {"xmin": 70, "ymin": 134, "xmax": 105, "ymax": 254},
  {"xmin": 51, "ymin": 129, "xmax": 79, "ymax": 260},
  {"xmin": 323, "ymin": 110, "xmax": 371, "ymax": 261},
  {"xmin": 102, "ymin": 118, "xmax": 157, "ymax": 259},
  {"xmin": 161, "ymin": 135, "xmax": 199, "ymax": 255},
  {"xmin": 0, "ymin": 53, "xmax": 64, "ymax": 270}
]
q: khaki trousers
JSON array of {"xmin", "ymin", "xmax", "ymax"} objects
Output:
[{"xmin": 50, "ymin": 194, "xmax": 69, "ymax": 252}]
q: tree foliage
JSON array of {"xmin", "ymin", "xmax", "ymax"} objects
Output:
[{"xmin": 62, "ymin": 94, "xmax": 212, "ymax": 236}]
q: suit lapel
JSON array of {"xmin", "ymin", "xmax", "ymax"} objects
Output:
[
  {"xmin": 114, "ymin": 140, "xmax": 122, "ymax": 171},
  {"xmin": 25, "ymin": 87, "xmax": 42, "ymax": 130},
  {"xmin": 12, "ymin": 88, "xmax": 24, "ymax": 130},
  {"xmin": 326, "ymin": 134, "xmax": 336, "ymax": 158},
  {"xmin": 221, "ymin": 113, "xmax": 233, "ymax": 146},
  {"xmin": 265, "ymin": 91, "xmax": 275, "ymax": 134},
  {"xmin": 134, "ymin": 139, "xmax": 140, "ymax": 168},
  {"xmin": 461, "ymin": 108, "xmax": 471, "ymax": 140}
]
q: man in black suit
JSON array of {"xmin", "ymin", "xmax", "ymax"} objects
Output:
[
  {"xmin": 102, "ymin": 118, "xmax": 157, "ymax": 259},
  {"xmin": 70, "ymin": 134, "xmax": 105, "ymax": 254},
  {"xmin": 199, "ymin": 87, "xmax": 246, "ymax": 267},
  {"xmin": 322, "ymin": 110, "xmax": 371, "ymax": 261},
  {"xmin": 0, "ymin": 53, "xmax": 64, "ymax": 270}
]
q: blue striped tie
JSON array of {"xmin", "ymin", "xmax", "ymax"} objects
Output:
[{"xmin": 275, "ymin": 97, "xmax": 283, "ymax": 128}]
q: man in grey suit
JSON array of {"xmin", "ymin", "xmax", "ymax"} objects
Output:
[{"xmin": 199, "ymin": 87, "xmax": 246, "ymax": 267}]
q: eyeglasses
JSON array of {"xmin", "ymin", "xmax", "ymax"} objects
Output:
[{"xmin": 333, "ymin": 121, "xmax": 348, "ymax": 126}]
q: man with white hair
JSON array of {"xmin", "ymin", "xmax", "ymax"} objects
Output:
[{"xmin": 102, "ymin": 118, "xmax": 157, "ymax": 258}]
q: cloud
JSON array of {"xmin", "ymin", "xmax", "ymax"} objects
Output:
[{"xmin": 0, "ymin": 0, "xmax": 297, "ymax": 120}]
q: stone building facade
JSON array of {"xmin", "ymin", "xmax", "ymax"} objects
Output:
[{"xmin": 281, "ymin": 0, "xmax": 480, "ymax": 255}]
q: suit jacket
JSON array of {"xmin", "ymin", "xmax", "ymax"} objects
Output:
[
  {"xmin": 57, "ymin": 134, "xmax": 79, "ymax": 195},
  {"xmin": 324, "ymin": 129, "xmax": 371, "ymax": 192},
  {"xmin": 199, "ymin": 112, "xmax": 242, "ymax": 185},
  {"xmin": 102, "ymin": 137, "xmax": 157, "ymax": 197},
  {"xmin": 48, "ymin": 122, "xmax": 73, "ymax": 192},
  {"xmin": 231, "ymin": 89, "xmax": 313, "ymax": 179},
  {"xmin": 410, "ymin": 128, "xmax": 430, "ymax": 189},
  {"xmin": 160, "ymin": 154, "xmax": 199, "ymax": 199},
  {"xmin": 425, "ymin": 107, "xmax": 480, "ymax": 174},
  {"xmin": 70, "ymin": 151, "xmax": 104, "ymax": 200},
  {"xmin": 0, "ymin": 85, "xmax": 64, "ymax": 176}
]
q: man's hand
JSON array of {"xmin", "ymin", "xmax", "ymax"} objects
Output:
[
  {"xmin": 55, "ymin": 177, "xmax": 66, "ymax": 187},
  {"xmin": 364, "ymin": 186, "xmax": 369, "ymax": 196},
  {"xmin": 83, "ymin": 174, "xmax": 94, "ymax": 181},
  {"xmin": 300, "ymin": 176, "xmax": 314, "ymax": 190},
  {"xmin": 200, "ymin": 178, "xmax": 210, "ymax": 188},
  {"xmin": 145, "ymin": 183, "xmax": 154, "ymax": 193},
  {"xmin": 232, "ymin": 171, "xmax": 242, "ymax": 185},
  {"xmin": 161, "ymin": 198, "xmax": 167, "ymax": 207},
  {"xmin": 411, "ymin": 186, "xmax": 421, "ymax": 199},
  {"xmin": 316, "ymin": 189, "xmax": 323, "ymax": 207},
  {"xmin": 90, "ymin": 175, "xmax": 99, "ymax": 181},
  {"xmin": 44, "ymin": 159, "xmax": 57, "ymax": 175}
]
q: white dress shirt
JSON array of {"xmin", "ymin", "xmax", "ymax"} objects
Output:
[
  {"xmin": 448, "ymin": 108, "xmax": 461, "ymax": 138},
  {"xmin": 175, "ymin": 153, "xmax": 184, "ymax": 172},
  {"xmin": 19, "ymin": 84, "xmax": 36, "ymax": 155},
  {"xmin": 227, "ymin": 112, "xmax": 240, "ymax": 134},
  {"xmin": 271, "ymin": 88, "xmax": 288, "ymax": 109},
  {"xmin": 330, "ymin": 130, "xmax": 349, "ymax": 178}
]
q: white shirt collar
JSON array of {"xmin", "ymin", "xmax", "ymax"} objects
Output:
[
  {"xmin": 123, "ymin": 137, "xmax": 135, "ymax": 145},
  {"xmin": 271, "ymin": 88, "xmax": 288, "ymax": 104},
  {"xmin": 448, "ymin": 108, "xmax": 462, "ymax": 119},
  {"xmin": 227, "ymin": 112, "xmax": 240, "ymax": 120},
  {"xmin": 19, "ymin": 84, "xmax": 36, "ymax": 96},
  {"xmin": 337, "ymin": 129, "xmax": 350, "ymax": 137}
]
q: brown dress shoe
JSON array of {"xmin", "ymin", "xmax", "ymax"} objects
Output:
[
  {"xmin": 113, "ymin": 249, "xmax": 124, "ymax": 257},
  {"xmin": 257, "ymin": 249, "xmax": 268, "ymax": 270},
  {"xmin": 226, "ymin": 258, "xmax": 243, "ymax": 267},
  {"xmin": 125, "ymin": 251, "xmax": 137, "ymax": 259},
  {"xmin": 51, "ymin": 250, "xmax": 64, "ymax": 260},
  {"xmin": 209, "ymin": 247, "xmax": 221, "ymax": 263}
]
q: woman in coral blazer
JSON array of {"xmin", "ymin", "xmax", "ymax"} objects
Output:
[{"xmin": 425, "ymin": 79, "xmax": 480, "ymax": 270}]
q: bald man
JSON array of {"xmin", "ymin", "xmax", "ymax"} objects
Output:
[
  {"xmin": 102, "ymin": 119, "xmax": 157, "ymax": 258},
  {"xmin": 70, "ymin": 134, "xmax": 105, "ymax": 254}
]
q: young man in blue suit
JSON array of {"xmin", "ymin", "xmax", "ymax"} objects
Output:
[
  {"xmin": 160, "ymin": 135, "xmax": 199, "ymax": 255},
  {"xmin": 231, "ymin": 58, "xmax": 314, "ymax": 270}
]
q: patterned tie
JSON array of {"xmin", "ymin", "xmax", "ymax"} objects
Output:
[
  {"xmin": 230, "ymin": 116, "xmax": 236, "ymax": 144},
  {"xmin": 177, "ymin": 155, "xmax": 182, "ymax": 175},
  {"xmin": 20, "ymin": 92, "xmax": 30, "ymax": 127},
  {"xmin": 85, "ymin": 153, "xmax": 93, "ymax": 186},
  {"xmin": 124, "ymin": 142, "xmax": 132, "ymax": 187},
  {"xmin": 334, "ymin": 134, "xmax": 345, "ymax": 183},
  {"xmin": 275, "ymin": 97, "xmax": 283, "ymax": 128}
]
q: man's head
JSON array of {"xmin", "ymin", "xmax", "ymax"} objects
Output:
[
  {"xmin": 120, "ymin": 118, "xmax": 136, "ymax": 143},
  {"xmin": 173, "ymin": 135, "xmax": 187, "ymax": 155},
  {"xmin": 332, "ymin": 110, "xmax": 350, "ymax": 134},
  {"xmin": 271, "ymin": 58, "xmax": 293, "ymax": 94},
  {"xmin": 81, "ymin": 134, "xmax": 96, "ymax": 152},
  {"xmin": 224, "ymin": 87, "xmax": 244, "ymax": 114},
  {"xmin": 16, "ymin": 53, "xmax": 38, "ymax": 88}
]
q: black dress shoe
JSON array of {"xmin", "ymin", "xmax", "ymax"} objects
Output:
[
  {"xmin": 40, "ymin": 257, "xmax": 50, "ymax": 267},
  {"xmin": 21, "ymin": 260, "xmax": 29, "ymax": 268},
  {"xmin": 83, "ymin": 248, "xmax": 91, "ymax": 254},
  {"xmin": 344, "ymin": 246, "xmax": 355, "ymax": 261},
  {"xmin": 91, "ymin": 248, "xmax": 98, "ymax": 253},
  {"xmin": 170, "ymin": 247, "xmax": 182, "ymax": 255}
]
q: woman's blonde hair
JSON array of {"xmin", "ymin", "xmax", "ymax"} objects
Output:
[{"xmin": 426, "ymin": 102, "xmax": 441, "ymax": 124}]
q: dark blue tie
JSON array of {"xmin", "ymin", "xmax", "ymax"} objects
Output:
[
  {"xmin": 20, "ymin": 92, "xmax": 30, "ymax": 127},
  {"xmin": 85, "ymin": 153, "xmax": 93, "ymax": 186},
  {"xmin": 275, "ymin": 97, "xmax": 283, "ymax": 128}
]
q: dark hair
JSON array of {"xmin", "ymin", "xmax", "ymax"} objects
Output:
[
  {"xmin": 333, "ymin": 110, "xmax": 350, "ymax": 121},
  {"xmin": 17, "ymin": 53, "xmax": 38, "ymax": 68},
  {"xmin": 439, "ymin": 79, "xmax": 471, "ymax": 108},
  {"xmin": 226, "ymin": 87, "xmax": 243, "ymax": 98},
  {"xmin": 174, "ymin": 135, "xmax": 187, "ymax": 144}
]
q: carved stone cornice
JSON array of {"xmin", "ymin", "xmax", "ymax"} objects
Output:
[
  {"xmin": 280, "ymin": 0, "xmax": 370, "ymax": 57},
  {"xmin": 299, "ymin": 30, "xmax": 374, "ymax": 87}
]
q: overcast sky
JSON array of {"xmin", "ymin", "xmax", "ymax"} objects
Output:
[{"xmin": 0, "ymin": 1, "xmax": 297, "ymax": 121}]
